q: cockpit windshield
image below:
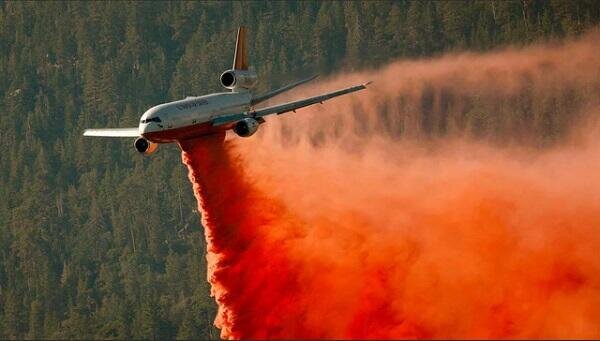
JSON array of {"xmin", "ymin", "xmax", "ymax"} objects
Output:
[{"xmin": 141, "ymin": 117, "xmax": 162, "ymax": 123}]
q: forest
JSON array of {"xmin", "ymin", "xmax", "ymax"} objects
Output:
[{"xmin": 1, "ymin": 1, "xmax": 599, "ymax": 339}]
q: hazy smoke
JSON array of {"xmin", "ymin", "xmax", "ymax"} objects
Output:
[
  {"xmin": 265, "ymin": 29, "xmax": 600, "ymax": 146},
  {"xmin": 181, "ymin": 30, "xmax": 600, "ymax": 339}
]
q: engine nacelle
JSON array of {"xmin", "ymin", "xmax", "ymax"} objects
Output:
[
  {"xmin": 220, "ymin": 69, "xmax": 258, "ymax": 90},
  {"xmin": 233, "ymin": 118, "xmax": 260, "ymax": 137},
  {"xmin": 134, "ymin": 137, "xmax": 158, "ymax": 154}
]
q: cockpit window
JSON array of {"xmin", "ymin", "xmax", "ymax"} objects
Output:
[{"xmin": 141, "ymin": 117, "xmax": 162, "ymax": 123}]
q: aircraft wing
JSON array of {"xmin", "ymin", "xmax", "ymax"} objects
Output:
[
  {"xmin": 83, "ymin": 128, "xmax": 140, "ymax": 137},
  {"xmin": 251, "ymin": 74, "xmax": 318, "ymax": 106},
  {"xmin": 213, "ymin": 81, "xmax": 371, "ymax": 127}
]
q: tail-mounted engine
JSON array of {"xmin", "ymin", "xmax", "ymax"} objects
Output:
[
  {"xmin": 134, "ymin": 137, "xmax": 158, "ymax": 154},
  {"xmin": 221, "ymin": 27, "xmax": 257, "ymax": 91},
  {"xmin": 220, "ymin": 69, "xmax": 258, "ymax": 91},
  {"xmin": 233, "ymin": 118, "xmax": 260, "ymax": 137}
]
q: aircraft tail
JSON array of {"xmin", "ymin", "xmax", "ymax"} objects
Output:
[
  {"xmin": 220, "ymin": 27, "xmax": 256, "ymax": 91},
  {"xmin": 233, "ymin": 26, "xmax": 248, "ymax": 70}
]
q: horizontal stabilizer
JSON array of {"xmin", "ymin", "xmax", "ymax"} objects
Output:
[
  {"xmin": 83, "ymin": 128, "xmax": 140, "ymax": 137},
  {"xmin": 251, "ymin": 74, "xmax": 318, "ymax": 106}
]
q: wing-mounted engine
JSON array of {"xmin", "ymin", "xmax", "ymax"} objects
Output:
[
  {"xmin": 220, "ymin": 69, "xmax": 258, "ymax": 90},
  {"xmin": 134, "ymin": 137, "xmax": 158, "ymax": 154},
  {"xmin": 233, "ymin": 118, "xmax": 260, "ymax": 137}
]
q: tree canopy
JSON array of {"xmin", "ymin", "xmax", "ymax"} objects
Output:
[{"xmin": 0, "ymin": 1, "xmax": 598, "ymax": 339}]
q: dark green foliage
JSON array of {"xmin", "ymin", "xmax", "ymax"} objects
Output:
[{"xmin": 0, "ymin": 1, "xmax": 598, "ymax": 339}]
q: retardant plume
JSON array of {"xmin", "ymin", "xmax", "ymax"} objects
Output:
[{"xmin": 181, "ymin": 30, "xmax": 600, "ymax": 339}]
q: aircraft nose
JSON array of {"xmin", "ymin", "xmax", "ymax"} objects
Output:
[
  {"xmin": 139, "ymin": 123, "xmax": 147, "ymax": 135},
  {"xmin": 139, "ymin": 123, "xmax": 153, "ymax": 136}
]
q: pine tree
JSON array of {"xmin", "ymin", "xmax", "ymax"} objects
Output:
[
  {"xmin": 2, "ymin": 290, "xmax": 24, "ymax": 339},
  {"xmin": 27, "ymin": 300, "xmax": 44, "ymax": 339}
]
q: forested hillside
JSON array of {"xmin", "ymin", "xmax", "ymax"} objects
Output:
[{"xmin": 1, "ymin": 1, "xmax": 598, "ymax": 339}]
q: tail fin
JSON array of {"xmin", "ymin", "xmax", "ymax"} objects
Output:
[{"xmin": 233, "ymin": 26, "xmax": 248, "ymax": 70}]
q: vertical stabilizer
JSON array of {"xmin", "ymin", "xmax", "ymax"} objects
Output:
[
  {"xmin": 220, "ymin": 27, "xmax": 256, "ymax": 91},
  {"xmin": 233, "ymin": 26, "xmax": 248, "ymax": 70}
]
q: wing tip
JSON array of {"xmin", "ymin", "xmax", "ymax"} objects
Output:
[{"xmin": 363, "ymin": 81, "xmax": 373, "ymax": 87}]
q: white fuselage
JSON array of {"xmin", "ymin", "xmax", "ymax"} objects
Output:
[{"xmin": 139, "ymin": 91, "xmax": 252, "ymax": 142}]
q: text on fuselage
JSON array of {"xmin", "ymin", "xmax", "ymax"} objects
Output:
[{"xmin": 177, "ymin": 99, "xmax": 208, "ymax": 110}]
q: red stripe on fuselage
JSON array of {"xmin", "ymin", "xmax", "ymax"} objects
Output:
[{"xmin": 142, "ymin": 122, "xmax": 230, "ymax": 143}]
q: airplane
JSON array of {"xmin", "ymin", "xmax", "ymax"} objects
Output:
[{"xmin": 83, "ymin": 26, "xmax": 370, "ymax": 154}]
